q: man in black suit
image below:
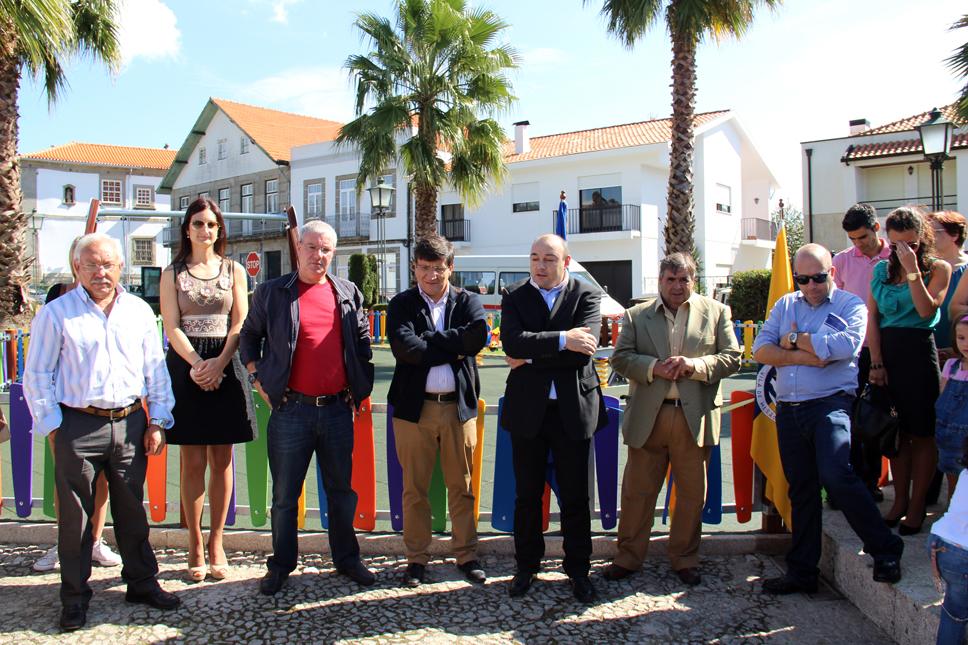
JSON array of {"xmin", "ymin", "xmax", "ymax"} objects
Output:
[
  {"xmin": 501, "ymin": 233, "xmax": 607, "ymax": 603},
  {"xmin": 387, "ymin": 236, "xmax": 489, "ymax": 587}
]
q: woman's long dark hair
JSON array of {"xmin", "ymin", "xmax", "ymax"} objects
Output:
[
  {"xmin": 883, "ymin": 206, "xmax": 936, "ymax": 283},
  {"xmin": 172, "ymin": 197, "xmax": 226, "ymax": 265}
]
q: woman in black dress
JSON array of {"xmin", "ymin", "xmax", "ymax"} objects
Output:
[{"xmin": 160, "ymin": 197, "xmax": 255, "ymax": 581}]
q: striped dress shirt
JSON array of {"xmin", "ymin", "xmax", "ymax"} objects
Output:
[
  {"xmin": 23, "ymin": 285, "xmax": 175, "ymax": 436},
  {"xmin": 419, "ymin": 287, "xmax": 457, "ymax": 393}
]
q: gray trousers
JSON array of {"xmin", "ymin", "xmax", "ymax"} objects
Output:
[{"xmin": 54, "ymin": 405, "xmax": 159, "ymax": 607}]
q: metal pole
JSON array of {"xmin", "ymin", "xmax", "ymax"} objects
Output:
[{"xmin": 931, "ymin": 157, "xmax": 945, "ymax": 211}]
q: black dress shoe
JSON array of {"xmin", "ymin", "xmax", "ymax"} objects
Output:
[
  {"xmin": 898, "ymin": 515, "xmax": 925, "ymax": 536},
  {"xmin": 603, "ymin": 563, "xmax": 635, "ymax": 581},
  {"xmin": 675, "ymin": 567, "xmax": 702, "ymax": 586},
  {"xmin": 259, "ymin": 570, "xmax": 289, "ymax": 596},
  {"xmin": 457, "ymin": 560, "xmax": 486, "ymax": 584},
  {"xmin": 873, "ymin": 558, "xmax": 902, "ymax": 583},
  {"xmin": 125, "ymin": 586, "xmax": 181, "ymax": 610},
  {"xmin": 570, "ymin": 575, "xmax": 598, "ymax": 603},
  {"xmin": 60, "ymin": 604, "xmax": 86, "ymax": 632},
  {"xmin": 401, "ymin": 563, "xmax": 426, "ymax": 588},
  {"xmin": 508, "ymin": 572, "xmax": 536, "ymax": 597},
  {"xmin": 761, "ymin": 575, "xmax": 818, "ymax": 595},
  {"xmin": 338, "ymin": 560, "xmax": 376, "ymax": 586}
]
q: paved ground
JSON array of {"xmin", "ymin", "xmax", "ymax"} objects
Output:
[{"xmin": 0, "ymin": 545, "xmax": 892, "ymax": 644}]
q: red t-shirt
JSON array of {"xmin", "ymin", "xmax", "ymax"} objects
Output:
[{"xmin": 287, "ymin": 279, "xmax": 348, "ymax": 396}]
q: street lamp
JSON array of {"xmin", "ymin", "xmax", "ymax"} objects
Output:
[
  {"xmin": 29, "ymin": 209, "xmax": 46, "ymax": 283},
  {"xmin": 367, "ymin": 182, "xmax": 395, "ymax": 302},
  {"xmin": 916, "ymin": 107, "xmax": 955, "ymax": 211}
]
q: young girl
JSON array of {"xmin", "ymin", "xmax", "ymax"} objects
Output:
[
  {"xmin": 929, "ymin": 435, "xmax": 968, "ymax": 644},
  {"xmin": 936, "ymin": 315, "xmax": 968, "ymax": 501}
]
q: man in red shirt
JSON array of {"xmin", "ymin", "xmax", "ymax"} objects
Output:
[{"xmin": 240, "ymin": 220, "xmax": 375, "ymax": 595}]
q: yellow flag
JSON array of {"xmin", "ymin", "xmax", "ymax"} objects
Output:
[{"xmin": 751, "ymin": 224, "xmax": 794, "ymax": 528}]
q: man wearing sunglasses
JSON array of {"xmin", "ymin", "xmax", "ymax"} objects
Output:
[{"xmin": 753, "ymin": 244, "xmax": 904, "ymax": 595}]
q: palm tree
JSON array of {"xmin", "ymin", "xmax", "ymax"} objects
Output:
[
  {"xmin": 590, "ymin": 0, "xmax": 779, "ymax": 255},
  {"xmin": 336, "ymin": 0, "xmax": 517, "ymax": 240},
  {"xmin": 0, "ymin": 0, "xmax": 120, "ymax": 326},
  {"xmin": 948, "ymin": 15, "xmax": 968, "ymax": 123}
]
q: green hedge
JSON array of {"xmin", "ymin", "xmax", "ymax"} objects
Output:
[
  {"xmin": 729, "ymin": 269, "xmax": 771, "ymax": 322},
  {"xmin": 348, "ymin": 253, "xmax": 379, "ymax": 307}
]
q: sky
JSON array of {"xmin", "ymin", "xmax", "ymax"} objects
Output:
[{"xmin": 16, "ymin": 0, "xmax": 968, "ymax": 211}]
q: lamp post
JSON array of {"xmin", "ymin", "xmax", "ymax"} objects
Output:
[
  {"xmin": 29, "ymin": 209, "xmax": 46, "ymax": 284},
  {"xmin": 367, "ymin": 182, "xmax": 395, "ymax": 302},
  {"xmin": 916, "ymin": 107, "xmax": 955, "ymax": 211}
]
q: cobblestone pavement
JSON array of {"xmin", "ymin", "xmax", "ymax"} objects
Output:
[{"xmin": 0, "ymin": 545, "xmax": 891, "ymax": 644}]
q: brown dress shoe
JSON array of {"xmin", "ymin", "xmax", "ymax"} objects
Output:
[
  {"xmin": 675, "ymin": 567, "xmax": 701, "ymax": 586},
  {"xmin": 603, "ymin": 563, "xmax": 636, "ymax": 581}
]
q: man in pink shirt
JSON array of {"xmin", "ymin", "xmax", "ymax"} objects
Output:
[{"xmin": 831, "ymin": 203, "xmax": 890, "ymax": 498}]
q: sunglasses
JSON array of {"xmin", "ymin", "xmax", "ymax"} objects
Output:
[
  {"xmin": 794, "ymin": 272, "xmax": 828, "ymax": 285},
  {"xmin": 191, "ymin": 220, "xmax": 219, "ymax": 229}
]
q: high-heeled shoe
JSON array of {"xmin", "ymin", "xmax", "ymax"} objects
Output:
[
  {"xmin": 208, "ymin": 561, "xmax": 230, "ymax": 580},
  {"xmin": 882, "ymin": 506, "xmax": 908, "ymax": 529},
  {"xmin": 898, "ymin": 513, "xmax": 925, "ymax": 536},
  {"xmin": 187, "ymin": 564, "xmax": 207, "ymax": 582}
]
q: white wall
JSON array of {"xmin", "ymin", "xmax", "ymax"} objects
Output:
[
  {"xmin": 177, "ymin": 111, "xmax": 277, "ymax": 186},
  {"xmin": 697, "ymin": 124, "xmax": 744, "ymax": 281}
]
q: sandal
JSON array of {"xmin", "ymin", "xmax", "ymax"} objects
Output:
[
  {"xmin": 208, "ymin": 561, "xmax": 230, "ymax": 580},
  {"xmin": 187, "ymin": 564, "xmax": 207, "ymax": 582}
]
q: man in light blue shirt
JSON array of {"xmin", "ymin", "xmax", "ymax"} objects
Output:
[{"xmin": 752, "ymin": 243, "xmax": 903, "ymax": 595}]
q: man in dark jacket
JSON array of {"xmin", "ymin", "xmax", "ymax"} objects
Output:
[
  {"xmin": 240, "ymin": 220, "xmax": 375, "ymax": 596},
  {"xmin": 501, "ymin": 233, "xmax": 607, "ymax": 604},
  {"xmin": 388, "ymin": 236, "xmax": 488, "ymax": 587}
]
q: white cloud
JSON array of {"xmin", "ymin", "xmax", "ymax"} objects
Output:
[
  {"xmin": 271, "ymin": 0, "xmax": 303, "ymax": 24},
  {"xmin": 238, "ymin": 67, "xmax": 357, "ymax": 122},
  {"xmin": 115, "ymin": 0, "xmax": 180, "ymax": 67}
]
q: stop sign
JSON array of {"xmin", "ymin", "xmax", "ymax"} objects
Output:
[{"xmin": 245, "ymin": 252, "xmax": 261, "ymax": 277}]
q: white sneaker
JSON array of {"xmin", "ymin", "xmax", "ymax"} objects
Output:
[
  {"xmin": 33, "ymin": 545, "xmax": 59, "ymax": 572},
  {"xmin": 91, "ymin": 538, "xmax": 121, "ymax": 567}
]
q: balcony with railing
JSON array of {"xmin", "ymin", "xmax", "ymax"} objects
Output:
[
  {"xmin": 552, "ymin": 205, "xmax": 641, "ymax": 235},
  {"xmin": 225, "ymin": 218, "xmax": 287, "ymax": 240},
  {"xmin": 865, "ymin": 194, "xmax": 958, "ymax": 217},
  {"xmin": 334, "ymin": 212, "xmax": 371, "ymax": 240},
  {"xmin": 440, "ymin": 218, "xmax": 470, "ymax": 242},
  {"xmin": 740, "ymin": 217, "xmax": 777, "ymax": 241}
]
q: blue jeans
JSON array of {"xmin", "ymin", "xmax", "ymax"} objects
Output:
[
  {"xmin": 267, "ymin": 398, "xmax": 359, "ymax": 573},
  {"xmin": 930, "ymin": 535, "xmax": 968, "ymax": 645},
  {"xmin": 776, "ymin": 393, "xmax": 904, "ymax": 582}
]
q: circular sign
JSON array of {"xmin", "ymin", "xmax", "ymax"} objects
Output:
[
  {"xmin": 755, "ymin": 364, "xmax": 778, "ymax": 422},
  {"xmin": 245, "ymin": 252, "xmax": 261, "ymax": 277}
]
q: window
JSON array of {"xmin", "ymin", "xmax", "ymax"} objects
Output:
[
  {"xmin": 579, "ymin": 186, "xmax": 621, "ymax": 210},
  {"xmin": 131, "ymin": 238, "xmax": 154, "ymax": 266},
  {"xmin": 198, "ymin": 191, "xmax": 210, "ymax": 199},
  {"xmin": 265, "ymin": 178, "xmax": 279, "ymax": 213},
  {"xmin": 511, "ymin": 182, "xmax": 539, "ymax": 213},
  {"xmin": 500, "ymin": 271, "xmax": 530, "ymax": 293},
  {"xmin": 306, "ymin": 181, "xmax": 323, "ymax": 219},
  {"xmin": 338, "ymin": 177, "xmax": 357, "ymax": 215},
  {"xmin": 217, "ymin": 139, "xmax": 227, "ymax": 160},
  {"xmin": 452, "ymin": 271, "xmax": 495, "ymax": 296},
  {"xmin": 134, "ymin": 186, "xmax": 154, "ymax": 209},
  {"xmin": 240, "ymin": 137, "xmax": 250, "ymax": 154},
  {"xmin": 179, "ymin": 195, "xmax": 189, "ymax": 210},
  {"xmin": 218, "ymin": 187, "xmax": 230, "ymax": 213},
  {"xmin": 63, "ymin": 185, "xmax": 75, "ymax": 205},
  {"xmin": 715, "ymin": 183, "xmax": 732, "ymax": 214},
  {"xmin": 101, "ymin": 179, "xmax": 122, "ymax": 205},
  {"xmin": 241, "ymin": 184, "xmax": 253, "ymax": 213},
  {"xmin": 441, "ymin": 203, "xmax": 464, "ymax": 221},
  {"xmin": 199, "ymin": 147, "xmax": 207, "ymax": 165},
  {"xmin": 265, "ymin": 250, "xmax": 282, "ymax": 280},
  {"xmin": 578, "ymin": 185, "xmax": 622, "ymax": 233}
]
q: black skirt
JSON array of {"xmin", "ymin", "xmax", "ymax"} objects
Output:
[
  {"xmin": 165, "ymin": 336, "xmax": 256, "ymax": 446},
  {"xmin": 881, "ymin": 326, "xmax": 940, "ymax": 438}
]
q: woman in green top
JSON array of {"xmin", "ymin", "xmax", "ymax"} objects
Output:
[{"xmin": 868, "ymin": 207, "xmax": 951, "ymax": 535}]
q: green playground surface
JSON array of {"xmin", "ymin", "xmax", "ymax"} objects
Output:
[{"xmin": 0, "ymin": 348, "xmax": 762, "ymax": 533}]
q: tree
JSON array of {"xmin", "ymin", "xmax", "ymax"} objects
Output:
[
  {"xmin": 348, "ymin": 252, "xmax": 379, "ymax": 307},
  {"xmin": 591, "ymin": 0, "xmax": 780, "ymax": 254},
  {"xmin": 0, "ymin": 0, "xmax": 120, "ymax": 326},
  {"xmin": 771, "ymin": 202, "xmax": 804, "ymax": 259},
  {"xmin": 948, "ymin": 15, "xmax": 968, "ymax": 123},
  {"xmin": 336, "ymin": 0, "xmax": 518, "ymax": 240}
]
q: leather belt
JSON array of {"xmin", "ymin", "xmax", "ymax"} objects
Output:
[
  {"xmin": 69, "ymin": 400, "xmax": 142, "ymax": 420},
  {"xmin": 424, "ymin": 392, "xmax": 458, "ymax": 402},
  {"xmin": 662, "ymin": 399, "xmax": 683, "ymax": 407},
  {"xmin": 285, "ymin": 389, "xmax": 348, "ymax": 407}
]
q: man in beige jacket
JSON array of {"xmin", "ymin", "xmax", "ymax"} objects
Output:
[{"xmin": 604, "ymin": 253, "xmax": 741, "ymax": 586}]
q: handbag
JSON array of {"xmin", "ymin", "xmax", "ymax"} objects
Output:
[{"xmin": 852, "ymin": 384, "xmax": 900, "ymax": 458}]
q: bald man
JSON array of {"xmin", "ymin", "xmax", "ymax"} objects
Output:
[
  {"xmin": 500, "ymin": 234, "xmax": 608, "ymax": 603},
  {"xmin": 752, "ymin": 244, "xmax": 904, "ymax": 595}
]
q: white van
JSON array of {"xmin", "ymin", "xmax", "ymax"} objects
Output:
[{"xmin": 451, "ymin": 255, "xmax": 626, "ymax": 317}]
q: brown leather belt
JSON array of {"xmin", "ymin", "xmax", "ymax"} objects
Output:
[
  {"xmin": 69, "ymin": 400, "xmax": 142, "ymax": 420},
  {"xmin": 285, "ymin": 389, "xmax": 348, "ymax": 407},
  {"xmin": 424, "ymin": 392, "xmax": 458, "ymax": 402}
]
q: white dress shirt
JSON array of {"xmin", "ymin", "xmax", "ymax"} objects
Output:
[
  {"xmin": 528, "ymin": 273, "xmax": 569, "ymax": 399},
  {"xmin": 23, "ymin": 285, "xmax": 175, "ymax": 435},
  {"xmin": 420, "ymin": 287, "xmax": 457, "ymax": 393}
]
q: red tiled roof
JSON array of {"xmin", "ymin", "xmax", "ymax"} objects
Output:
[
  {"xmin": 20, "ymin": 142, "xmax": 176, "ymax": 170},
  {"xmin": 843, "ymin": 133, "xmax": 968, "ymax": 161},
  {"xmin": 212, "ymin": 97, "xmax": 343, "ymax": 162},
  {"xmin": 859, "ymin": 103, "xmax": 961, "ymax": 136},
  {"xmin": 504, "ymin": 110, "xmax": 730, "ymax": 162}
]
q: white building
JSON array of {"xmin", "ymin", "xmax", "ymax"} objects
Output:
[
  {"xmin": 291, "ymin": 110, "xmax": 780, "ymax": 304},
  {"xmin": 801, "ymin": 104, "xmax": 966, "ymax": 252},
  {"xmin": 20, "ymin": 142, "xmax": 176, "ymax": 286}
]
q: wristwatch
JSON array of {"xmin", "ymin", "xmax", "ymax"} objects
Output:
[
  {"xmin": 787, "ymin": 331, "xmax": 798, "ymax": 347},
  {"xmin": 906, "ymin": 271, "xmax": 920, "ymax": 282},
  {"xmin": 248, "ymin": 371, "xmax": 259, "ymax": 385},
  {"xmin": 149, "ymin": 417, "xmax": 170, "ymax": 430}
]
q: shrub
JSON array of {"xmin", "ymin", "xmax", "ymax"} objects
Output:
[
  {"xmin": 729, "ymin": 269, "xmax": 772, "ymax": 322},
  {"xmin": 348, "ymin": 253, "xmax": 379, "ymax": 307}
]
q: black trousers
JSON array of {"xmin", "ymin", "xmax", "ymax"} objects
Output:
[
  {"xmin": 54, "ymin": 406, "xmax": 159, "ymax": 607},
  {"xmin": 510, "ymin": 402, "xmax": 592, "ymax": 578}
]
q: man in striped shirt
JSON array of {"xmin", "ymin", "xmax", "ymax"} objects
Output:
[{"xmin": 23, "ymin": 233, "xmax": 179, "ymax": 632}]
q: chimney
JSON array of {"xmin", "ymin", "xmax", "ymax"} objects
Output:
[
  {"xmin": 849, "ymin": 118, "xmax": 870, "ymax": 135},
  {"xmin": 514, "ymin": 120, "xmax": 530, "ymax": 154}
]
